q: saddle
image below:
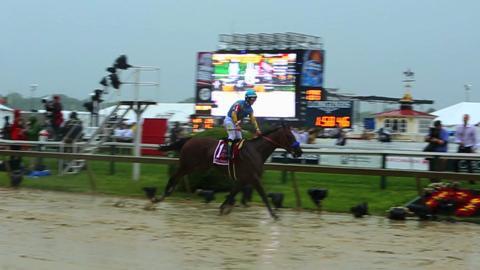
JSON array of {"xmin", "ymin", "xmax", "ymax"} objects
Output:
[{"xmin": 213, "ymin": 139, "xmax": 245, "ymax": 165}]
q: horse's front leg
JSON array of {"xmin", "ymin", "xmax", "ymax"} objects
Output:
[
  {"xmin": 220, "ymin": 182, "xmax": 243, "ymax": 215},
  {"xmin": 252, "ymin": 178, "xmax": 279, "ymax": 220}
]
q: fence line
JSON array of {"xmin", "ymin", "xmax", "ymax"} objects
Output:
[
  {"xmin": 0, "ymin": 150, "xmax": 478, "ymax": 182},
  {"xmin": 2, "ymin": 138, "xmax": 480, "ymax": 159},
  {"xmin": 1, "ymin": 149, "xmax": 479, "ymax": 207}
]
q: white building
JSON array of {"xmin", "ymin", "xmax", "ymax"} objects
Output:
[{"xmin": 375, "ymin": 93, "xmax": 436, "ymax": 141}]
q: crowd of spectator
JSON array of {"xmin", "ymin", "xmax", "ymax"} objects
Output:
[{"xmin": 0, "ymin": 97, "xmax": 84, "ymax": 175}]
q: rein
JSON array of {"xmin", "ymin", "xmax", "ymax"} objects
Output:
[
  {"xmin": 262, "ymin": 134, "xmax": 299, "ymax": 151},
  {"xmin": 262, "ymin": 135, "xmax": 285, "ymax": 149}
]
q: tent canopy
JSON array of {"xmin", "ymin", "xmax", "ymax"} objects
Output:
[
  {"xmin": 0, "ymin": 104, "xmax": 13, "ymax": 111},
  {"xmin": 431, "ymin": 102, "xmax": 480, "ymax": 126}
]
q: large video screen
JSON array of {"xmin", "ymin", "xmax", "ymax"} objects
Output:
[{"xmin": 210, "ymin": 52, "xmax": 297, "ymax": 118}]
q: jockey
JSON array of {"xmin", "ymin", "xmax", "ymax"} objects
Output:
[{"xmin": 224, "ymin": 89, "xmax": 262, "ymax": 160}]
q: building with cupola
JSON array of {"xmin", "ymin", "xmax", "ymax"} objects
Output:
[{"xmin": 374, "ymin": 70, "xmax": 436, "ymax": 141}]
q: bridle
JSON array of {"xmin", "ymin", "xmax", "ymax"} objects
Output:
[{"xmin": 261, "ymin": 129, "xmax": 300, "ymax": 155}]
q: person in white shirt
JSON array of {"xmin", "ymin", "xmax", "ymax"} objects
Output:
[
  {"xmin": 114, "ymin": 123, "xmax": 133, "ymax": 142},
  {"xmin": 121, "ymin": 125, "xmax": 134, "ymax": 141},
  {"xmin": 454, "ymin": 114, "xmax": 477, "ymax": 181},
  {"xmin": 114, "ymin": 124, "xmax": 125, "ymax": 138}
]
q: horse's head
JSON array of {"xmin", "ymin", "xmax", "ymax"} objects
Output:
[{"xmin": 264, "ymin": 125, "xmax": 303, "ymax": 158}]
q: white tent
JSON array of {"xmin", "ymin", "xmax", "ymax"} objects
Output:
[
  {"xmin": 99, "ymin": 103, "xmax": 195, "ymax": 124},
  {"xmin": 431, "ymin": 102, "xmax": 480, "ymax": 126},
  {"xmin": 0, "ymin": 104, "xmax": 14, "ymax": 128}
]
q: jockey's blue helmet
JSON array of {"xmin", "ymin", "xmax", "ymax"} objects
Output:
[{"xmin": 245, "ymin": 89, "xmax": 257, "ymax": 99}]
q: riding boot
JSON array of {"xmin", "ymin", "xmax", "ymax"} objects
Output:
[
  {"xmin": 232, "ymin": 139, "xmax": 241, "ymax": 159},
  {"xmin": 227, "ymin": 139, "xmax": 233, "ymax": 161}
]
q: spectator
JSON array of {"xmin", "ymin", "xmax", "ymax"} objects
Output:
[
  {"xmin": 25, "ymin": 116, "xmax": 41, "ymax": 141},
  {"xmin": 51, "ymin": 95, "xmax": 64, "ymax": 140},
  {"xmin": 377, "ymin": 127, "xmax": 392, "ymax": 142},
  {"xmin": 62, "ymin": 111, "xmax": 83, "ymax": 143},
  {"xmin": 424, "ymin": 120, "xmax": 449, "ymax": 182},
  {"xmin": 454, "ymin": 114, "xmax": 477, "ymax": 183},
  {"xmin": 307, "ymin": 127, "xmax": 320, "ymax": 144},
  {"xmin": 292, "ymin": 128, "xmax": 308, "ymax": 144},
  {"xmin": 1, "ymin": 116, "xmax": 11, "ymax": 140},
  {"xmin": 169, "ymin": 121, "xmax": 184, "ymax": 143},
  {"xmin": 114, "ymin": 123, "xmax": 133, "ymax": 143},
  {"xmin": 424, "ymin": 120, "xmax": 448, "ymax": 152},
  {"xmin": 10, "ymin": 109, "xmax": 27, "ymax": 172},
  {"xmin": 42, "ymin": 97, "xmax": 54, "ymax": 121},
  {"xmin": 114, "ymin": 123, "xmax": 125, "ymax": 138},
  {"xmin": 10, "ymin": 110, "xmax": 26, "ymax": 141},
  {"xmin": 122, "ymin": 124, "xmax": 134, "ymax": 141},
  {"xmin": 332, "ymin": 123, "xmax": 347, "ymax": 146},
  {"xmin": 24, "ymin": 116, "xmax": 42, "ymax": 170}
]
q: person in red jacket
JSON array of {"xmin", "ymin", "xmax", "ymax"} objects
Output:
[
  {"xmin": 10, "ymin": 109, "xmax": 26, "ymax": 141},
  {"xmin": 9, "ymin": 109, "xmax": 26, "ymax": 172},
  {"xmin": 51, "ymin": 95, "xmax": 64, "ymax": 140}
]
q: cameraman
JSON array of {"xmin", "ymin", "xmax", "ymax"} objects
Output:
[
  {"xmin": 42, "ymin": 97, "xmax": 53, "ymax": 120},
  {"xmin": 424, "ymin": 120, "xmax": 449, "ymax": 182},
  {"xmin": 424, "ymin": 120, "xmax": 448, "ymax": 152}
]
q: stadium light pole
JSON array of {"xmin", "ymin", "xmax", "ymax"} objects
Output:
[
  {"xmin": 132, "ymin": 69, "xmax": 142, "ymax": 181},
  {"xmin": 464, "ymin": 84, "xmax": 472, "ymax": 102},
  {"xmin": 128, "ymin": 66, "xmax": 160, "ymax": 181},
  {"xmin": 30, "ymin": 84, "xmax": 38, "ymax": 111}
]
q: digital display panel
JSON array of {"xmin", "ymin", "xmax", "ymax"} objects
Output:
[
  {"xmin": 301, "ymin": 50, "xmax": 324, "ymax": 87},
  {"xmin": 305, "ymin": 89, "xmax": 325, "ymax": 101},
  {"xmin": 210, "ymin": 52, "xmax": 297, "ymax": 118},
  {"xmin": 191, "ymin": 116, "xmax": 214, "ymax": 131},
  {"xmin": 306, "ymin": 101, "xmax": 353, "ymax": 128}
]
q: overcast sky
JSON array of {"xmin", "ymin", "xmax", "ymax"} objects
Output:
[{"xmin": 1, "ymin": 0, "xmax": 479, "ymax": 109}]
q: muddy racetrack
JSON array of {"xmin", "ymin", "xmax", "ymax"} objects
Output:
[{"xmin": 1, "ymin": 188, "xmax": 479, "ymax": 270}]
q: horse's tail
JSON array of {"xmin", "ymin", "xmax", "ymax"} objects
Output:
[{"xmin": 159, "ymin": 137, "xmax": 192, "ymax": 151}]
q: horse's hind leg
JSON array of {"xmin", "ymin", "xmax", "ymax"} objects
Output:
[
  {"xmin": 252, "ymin": 178, "xmax": 279, "ymax": 220},
  {"xmin": 154, "ymin": 165, "xmax": 190, "ymax": 203},
  {"xmin": 220, "ymin": 182, "xmax": 243, "ymax": 215}
]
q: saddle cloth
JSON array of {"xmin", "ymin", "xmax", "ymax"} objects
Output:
[{"xmin": 213, "ymin": 140, "xmax": 244, "ymax": 165}]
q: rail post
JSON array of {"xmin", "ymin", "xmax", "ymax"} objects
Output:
[
  {"xmin": 58, "ymin": 143, "xmax": 64, "ymax": 175},
  {"xmin": 109, "ymin": 144, "xmax": 116, "ymax": 175},
  {"xmin": 415, "ymin": 176, "xmax": 423, "ymax": 196},
  {"xmin": 85, "ymin": 161, "xmax": 97, "ymax": 192},
  {"xmin": 380, "ymin": 154, "xmax": 387, "ymax": 189},
  {"xmin": 280, "ymin": 152, "xmax": 288, "ymax": 184},
  {"xmin": 291, "ymin": 171, "xmax": 302, "ymax": 208}
]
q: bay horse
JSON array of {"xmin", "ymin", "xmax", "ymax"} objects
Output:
[{"xmin": 154, "ymin": 125, "xmax": 303, "ymax": 219}]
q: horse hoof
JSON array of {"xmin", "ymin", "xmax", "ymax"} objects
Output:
[
  {"xmin": 221, "ymin": 205, "xmax": 234, "ymax": 215},
  {"xmin": 143, "ymin": 202, "xmax": 157, "ymax": 211},
  {"xmin": 113, "ymin": 200, "xmax": 126, "ymax": 208},
  {"xmin": 151, "ymin": 196, "xmax": 164, "ymax": 204}
]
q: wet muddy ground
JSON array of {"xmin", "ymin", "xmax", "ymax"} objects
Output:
[{"xmin": 1, "ymin": 188, "xmax": 479, "ymax": 270}]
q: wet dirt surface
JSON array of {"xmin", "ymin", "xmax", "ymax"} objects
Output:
[{"xmin": 1, "ymin": 188, "xmax": 479, "ymax": 270}]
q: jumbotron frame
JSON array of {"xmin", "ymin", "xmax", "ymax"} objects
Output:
[{"xmin": 218, "ymin": 32, "xmax": 323, "ymax": 51}]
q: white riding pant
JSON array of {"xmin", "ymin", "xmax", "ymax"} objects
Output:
[{"xmin": 224, "ymin": 117, "xmax": 242, "ymax": 140}]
